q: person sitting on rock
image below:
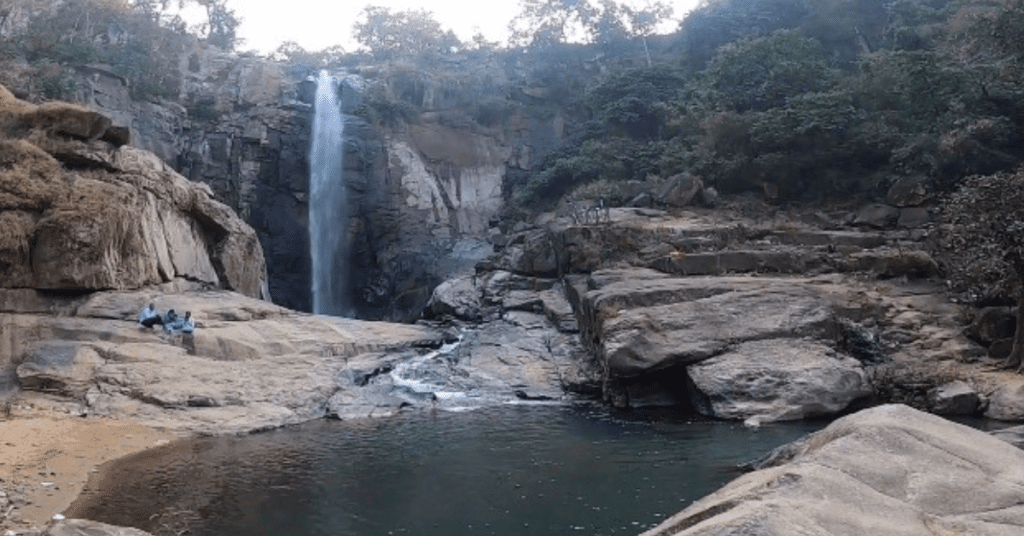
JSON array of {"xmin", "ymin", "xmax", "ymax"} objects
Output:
[
  {"xmin": 178, "ymin": 311, "xmax": 195, "ymax": 334},
  {"xmin": 162, "ymin": 309, "xmax": 179, "ymax": 332},
  {"xmin": 165, "ymin": 310, "xmax": 195, "ymax": 334},
  {"xmin": 138, "ymin": 303, "xmax": 163, "ymax": 328}
]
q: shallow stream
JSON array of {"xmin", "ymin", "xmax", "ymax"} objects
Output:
[{"xmin": 68, "ymin": 405, "xmax": 827, "ymax": 536}]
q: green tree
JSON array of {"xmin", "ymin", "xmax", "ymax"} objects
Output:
[
  {"xmin": 938, "ymin": 168, "xmax": 1024, "ymax": 371},
  {"xmin": 626, "ymin": 1, "xmax": 672, "ymax": 66},
  {"xmin": 698, "ymin": 30, "xmax": 836, "ymax": 112},
  {"xmin": 508, "ymin": 0, "xmax": 672, "ymax": 50},
  {"xmin": 18, "ymin": 0, "xmax": 191, "ymax": 99},
  {"xmin": 195, "ymin": 0, "xmax": 239, "ymax": 50},
  {"xmin": 353, "ymin": 6, "xmax": 461, "ymax": 60},
  {"xmin": 585, "ymin": 65, "xmax": 684, "ymax": 139},
  {"xmin": 678, "ymin": 0, "xmax": 810, "ymax": 71},
  {"xmin": 271, "ymin": 41, "xmax": 346, "ymax": 69}
]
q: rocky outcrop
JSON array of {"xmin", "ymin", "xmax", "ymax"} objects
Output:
[
  {"xmin": 986, "ymin": 378, "xmax": 1024, "ymax": 421},
  {"xmin": 0, "ymin": 86, "xmax": 267, "ymax": 298},
  {"xmin": 572, "ymin": 268, "xmax": 875, "ymax": 418},
  {"xmin": 687, "ymin": 339, "xmax": 871, "ymax": 423},
  {"xmin": 1, "ymin": 281, "xmax": 591, "ymax": 433},
  {"xmin": 641, "ymin": 405, "xmax": 1024, "ymax": 536},
  {"xmin": 581, "ymin": 270, "xmax": 839, "ymax": 377},
  {"xmin": 68, "ymin": 49, "xmax": 584, "ymax": 320},
  {"xmin": 927, "ymin": 380, "xmax": 984, "ymax": 415},
  {"xmin": 434, "ymin": 205, "xmax": 1007, "ymax": 420},
  {"xmin": 2, "ymin": 286, "xmax": 443, "ymax": 433}
]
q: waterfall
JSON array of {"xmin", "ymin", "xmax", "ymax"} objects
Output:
[{"xmin": 309, "ymin": 70, "xmax": 349, "ymax": 316}]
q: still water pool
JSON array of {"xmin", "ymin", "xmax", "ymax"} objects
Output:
[{"xmin": 68, "ymin": 405, "xmax": 827, "ymax": 536}]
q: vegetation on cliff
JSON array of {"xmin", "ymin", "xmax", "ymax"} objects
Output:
[
  {"xmin": 0, "ymin": 0, "xmax": 238, "ymax": 100},
  {"xmin": 518, "ymin": 0, "xmax": 1024, "ymax": 209}
]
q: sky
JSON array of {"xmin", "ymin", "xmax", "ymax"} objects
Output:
[{"xmin": 214, "ymin": 0, "xmax": 702, "ymax": 55}]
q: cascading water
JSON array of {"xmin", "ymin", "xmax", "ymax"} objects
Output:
[{"xmin": 309, "ymin": 70, "xmax": 348, "ymax": 316}]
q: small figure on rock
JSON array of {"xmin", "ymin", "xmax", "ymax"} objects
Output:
[
  {"xmin": 165, "ymin": 310, "xmax": 195, "ymax": 334},
  {"xmin": 138, "ymin": 303, "xmax": 163, "ymax": 328},
  {"xmin": 179, "ymin": 311, "xmax": 195, "ymax": 334},
  {"xmin": 161, "ymin": 309, "xmax": 179, "ymax": 332}
]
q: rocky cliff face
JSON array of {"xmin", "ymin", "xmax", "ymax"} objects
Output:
[
  {"xmin": 0, "ymin": 84, "xmax": 267, "ymax": 299},
  {"xmin": 57, "ymin": 47, "xmax": 586, "ymax": 320}
]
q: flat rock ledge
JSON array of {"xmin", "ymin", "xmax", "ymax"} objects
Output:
[
  {"xmin": 641, "ymin": 404, "xmax": 1024, "ymax": 536},
  {"xmin": 2, "ymin": 284, "xmax": 587, "ymax": 436}
]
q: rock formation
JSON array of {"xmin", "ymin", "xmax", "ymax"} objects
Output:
[
  {"xmin": 640, "ymin": 404, "xmax": 1024, "ymax": 536},
  {"xmin": 44, "ymin": 49, "xmax": 589, "ymax": 320},
  {"xmin": 2, "ymin": 286, "xmax": 448, "ymax": 434},
  {"xmin": 443, "ymin": 206, "xmax": 990, "ymax": 421},
  {"xmin": 0, "ymin": 85, "xmax": 267, "ymax": 299}
]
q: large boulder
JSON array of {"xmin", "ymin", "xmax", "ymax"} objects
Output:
[
  {"xmin": 927, "ymin": 380, "xmax": 983, "ymax": 416},
  {"xmin": 655, "ymin": 173, "xmax": 704, "ymax": 207},
  {"xmin": 0, "ymin": 86, "xmax": 267, "ymax": 298},
  {"xmin": 985, "ymin": 378, "xmax": 1024, "ymax": 421},
  {"xmin": 425, "ymin": 274, "xmax": 482, "ymax": 321},
  {"xmin": 641, "ymin": 405, "xmax": 1024, "ymax": 536},
  {"xmin": 966, "ymin": 307, "xmax": 1017, "ymax": 346},
  {"xmin": 581, "ymin": 270, "xmax": 837, "ymax": 378},
  {"xmin": 886, "ymin": 175, "xmax": 931, "ymax": 207},
  {"xmin": 687, "ymin": 339, "xmax": 871, "ymax": 423}
]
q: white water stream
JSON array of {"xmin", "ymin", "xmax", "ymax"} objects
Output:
[{"xmin": 309, "ymin": 70, "xmax": 348, "ymax": 316}]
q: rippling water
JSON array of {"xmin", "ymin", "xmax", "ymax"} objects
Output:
[{"xmin": 68, "ymin": 405, "xmax": 827, "ymax": 536}]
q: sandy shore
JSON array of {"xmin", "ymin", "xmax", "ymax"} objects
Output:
[{"xmin": 0, "ymin": 410, "xmax": 188, "ymax": 535}]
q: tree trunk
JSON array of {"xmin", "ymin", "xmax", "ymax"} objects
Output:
[{"xmin": 1009, "ymin": 286, "xmax": 1024, "ymax": 371}]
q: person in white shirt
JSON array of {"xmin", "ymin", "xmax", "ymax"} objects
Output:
[{"xmin": 138, "ymin": 303, "xmax": 162, "ymax": 328}]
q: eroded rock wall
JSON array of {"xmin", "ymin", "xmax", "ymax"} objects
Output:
[{"xmin": 0, "ymin": 84, "xmax": 267, "ymax": 298}]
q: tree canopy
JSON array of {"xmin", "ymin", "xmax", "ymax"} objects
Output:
[
  {"xmin": 508, "ymin": 0, "xmax": 673, "ymax": 49},
  {"xmin": 353, "ymin": 6, "xmax": 462, "ymax": 60}
]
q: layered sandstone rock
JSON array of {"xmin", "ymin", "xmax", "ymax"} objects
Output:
[
  {"xmin": 640, "ymin": 405, "xmax": 1024, "ymax": 536},
  {"xmin": 573, "ymin": 268, "xmax": 876, "ymax": 418},
  {"xmin": 3, "ymin": 287, "xmax": 446, "ymax": 433},
  {"xmin": 0, "ymin": 86, "xmax": 267, "ymax": 298},
  {"xmin": 2, "ymin": 282, "xmax": 588, "ymax": 433}
]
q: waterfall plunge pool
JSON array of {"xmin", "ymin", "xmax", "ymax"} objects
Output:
[{"xmin": 67, "ymin": 405, "xmax": 828, "ymax": 536}]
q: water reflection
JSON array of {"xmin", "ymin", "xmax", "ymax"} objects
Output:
[{"xmin": 68, "ymin": 406, "xmax": 826, "ymax": 536}]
